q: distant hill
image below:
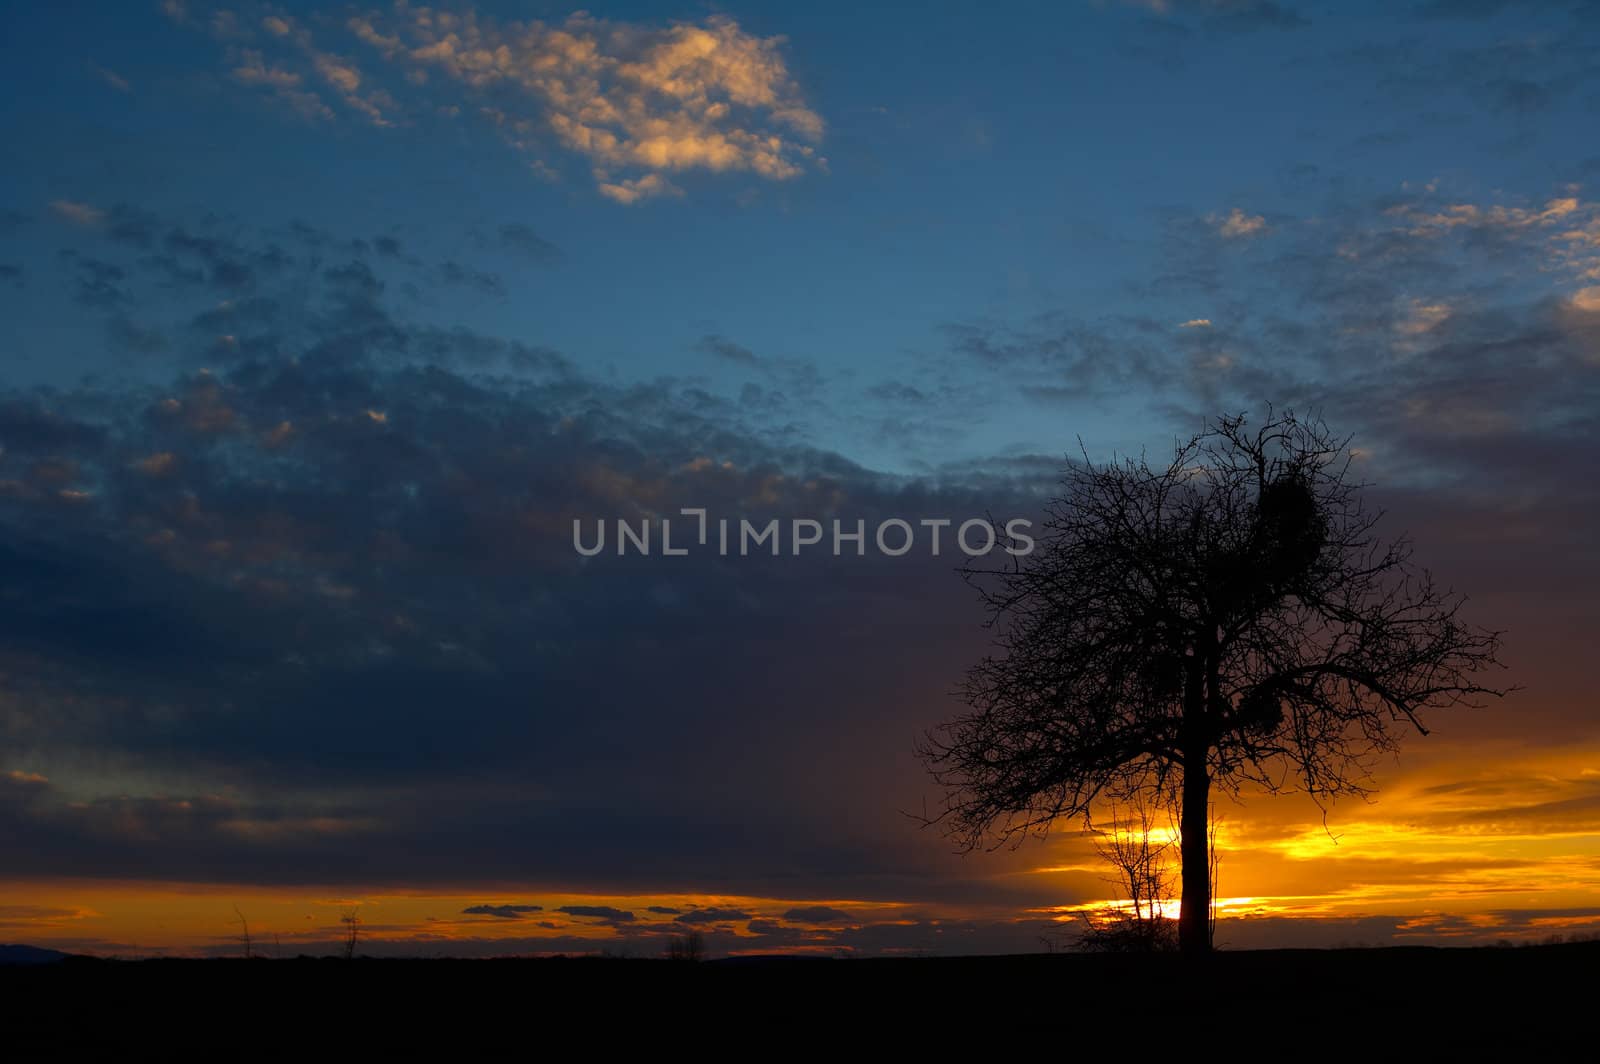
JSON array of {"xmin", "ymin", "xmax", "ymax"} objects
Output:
[{"xmin": 0, "ymin": 944, "xmax": 69, "ymax": 965}]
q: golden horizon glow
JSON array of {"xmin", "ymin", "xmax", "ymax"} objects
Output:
[
  {"xmin": 7, "ymin": 737, "xmax": 1599, "ymax": 956},
  {"xmin": 11, "ymin": 741, "xmax": 1600, "ymax": 955}
]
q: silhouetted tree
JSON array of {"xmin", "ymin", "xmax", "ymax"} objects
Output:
[
  {"xmin": 340, "ymin": 906, "xmax": 362, "ymax": 960},
  {"xmin": 666, "ymin": 930, "xmax": 705, "ymax": 962},
  {"xmin": 1075, "ymin": 797, "xmax": 1178, "ymax": 953},
  {"xmin": 233, "ymin": 904, "xmax": 253, "ymax": 960},
  {"xmin": 919, "ymin": 410, "xmax": 1508, "ymax": 955}
]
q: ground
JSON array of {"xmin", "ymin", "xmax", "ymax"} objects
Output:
[{"xmin": 4, "ymin": 943, "xmax": 1593, "ymax": 1052}]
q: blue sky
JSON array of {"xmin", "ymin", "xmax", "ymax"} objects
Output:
[
  {"xmin": 2, "ymin": 1, "xmax": 1600, "ymax": 956},
  {"xmin": 8, "ymin": 0, "xmax": 1595, "ymax": 473}
]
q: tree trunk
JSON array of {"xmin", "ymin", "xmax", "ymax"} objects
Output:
[{"xmin": 1178, "ymin": 747, "xmax": 1212, "ymax": 955}]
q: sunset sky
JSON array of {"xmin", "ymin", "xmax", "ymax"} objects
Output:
[{"xmin": 2, "ymin": 0, "xmax": 1599, "ymax": 958}]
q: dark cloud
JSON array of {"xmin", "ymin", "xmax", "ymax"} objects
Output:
[
  {"xmin": 1217, "ymin": 909, "xmax": 1600, "ymax": 950},
  {"xmin": 865, "ymin": 382, "xmax": 926, "ymax": 404},
  {"xmin": 941, "ymin": 314, "xmax": 1168, "ymax": 403},
  {"xmin": 1121, "ymin": 0, "xmax": 1308, "ymax": 33},
  {"xmin": 0, "ymin": 904, "xmax": 81, "ymax": 929},
  {"xmin": 162, "ymin": 227, "xmax": 283, "ymax": 291},
  {"xmin": 108, "ymin": 315, "xmax": 169, "ymax": 354},
  {"xmin": 944, "ymin": 187, "xmax": 1600, "ymax": 513},
  {"xmin": 0, "ymin": 279, "xmax": 1049, "ymax": 899},
  {"xmin": 1417, "ymin": 0, "xmax": 1581, "ymax": 19},
  {"xmin": 436, "ymin": 260, "xmax": 505, "ymax": 297},
  {"xmin": 60, "ymin": 251, "xmax": 129, "ymax": 307},
  {"xmin": 697, "ymin": 333, "xmax": 759, "ymax": 364},
  {"xmin": 676, "ymin": 907, "xmax": 754, "ymax": 925},
  {"xmin": 462, "ymin": 904, "xmax": 544, "ymax": 919},
  {"xmin": 104, "ymin": 203, "xmax": 160, "ymax": 249},
  {"xmin": 1482, "ymin": 77, "xmax": 1552, "ymax": 114},
  {"xmin": 1343, "ymin": 25, "xmax": 1600, "ymax": 130},
  {"xmin": 496, "ymin": 223, "xmax": 561, "ymax": 263},
  {"xmin": 0, "ymin": 401, "xmax": 108, "ymax": 452},
  {"xmin": 782, "ymin": 905, "xmax": 853, "ymax": 923},
  {"xmin": 1187, "ymin": 0, "xmax": 1307, "ymax": 32},
  {"xmin": 556, "ymin": 906, "xmax": 636, "ymax": 924}
]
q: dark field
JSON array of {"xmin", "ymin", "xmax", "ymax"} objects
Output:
[{"xmin": 6, "ymin": 943, "xmax": 1595, "ymax": 1052}]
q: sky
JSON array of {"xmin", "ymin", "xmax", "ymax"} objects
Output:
[{"xmin": 0, "ymin": 0, "xmax": 1598, "ymax": 958}]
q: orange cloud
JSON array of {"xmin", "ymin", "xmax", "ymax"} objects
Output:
[{"xmin": 175, "ymin": 3, "xmax": 823, "ymax": 202}]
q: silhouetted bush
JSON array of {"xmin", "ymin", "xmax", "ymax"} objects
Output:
[
  {"xmin": 666, "ymin": 931, "xmax": 705, "ymax": 962},
  {"xmin": 1074, "ymin": 911, "xmax": 1179, "ymax": 954}
]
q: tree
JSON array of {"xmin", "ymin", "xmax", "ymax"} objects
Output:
[
  {"xmin": 340, "ymin": 906, "xmax": 362, "ymax": 960},
  {"xmin": 918, "ymin": 410, "xmax": 1508, "ymax": 955},
  {"xmin": 666, "ymin": 930, "xmax": 706, "ymax": 962},
  {"xmin": 1075, "ymin": 796, "xmax": 1178, "ymax": 953},
  {"xmin": 233, "ymin": 904, "xmax": 253, "ymax": 960}
]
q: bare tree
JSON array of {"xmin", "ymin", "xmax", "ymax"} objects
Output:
[
  {"xmin": 1076, "ymin": 796, "xmax": 1177, "ymax": 953},
  {"xmin": 233, "ymin": 905, "xmax": 253, "ymax": 960},
  {"xmin": 1208, "ymin": 813, "xmax": 1221, "ymax": 946},
  {"xmin": 666, "ymin": 930, "xmax": 705, "ymax": 962},
  {"xmin": 340, "ymin": 906, "xmax": 362, "ymax": 960},
  {"xmin": 919, "ymin": 410, "xmax": 1509, "ymax": 955}
]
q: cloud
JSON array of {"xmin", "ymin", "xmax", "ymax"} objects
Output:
[
  {"xmin": 782, "ymin": 905, "xmax": 853, "ymax": 923},
  {"xmin": 496, "ymin": 223, "xmax": 561, "ymax": 263},
  {"xmin": 0, "ymin": 214, "xmax": 1053, "ymax": 899},
  {"xmin": 3, "ymin": 770, "xmax": 50, "ymax": 790},
  {"xmin": 389, "ymin": 10, "xmax": 824, "ymax": 179},
  {"xmin": 697, "ymin": 334, "xmax": 759, "ymax": 364},
  {"xmin": 50, "ymin": 200, "xmax": 104, "ymax": 227},
  {"xmin": 461, "ymin": 903, "xmax": 544, "ymax": 919},
  {"xmin": 1395, "ymin": 299, "xmax": 1452, "ymax": 343},
  {"xmin": 949, "ymin": 183, "xmax": 1600, "ymax": 451},
  {"xmin": 940, "ymin": 314, "xmax": 1168, "ymax": 403},
  {"xmin": 1210, "ymin": 207, "xmax": 1268, "ymax": 238},
  {"xmin": 1118, "ymin": 0, "xmax": 1308, "ymax": 32},
  {"xmin": 1382, "ymin": 194, "xmax": 1600, "ymax": 283},
  {"xmin": 212, "ymin": 11, "xmax": 397, "ymax": 127},
  {"xmin": 230, "ymin": 49, "xmax": 335, "ymax": 122},
  {"xmin": 675, "ymin": 907, "xmax": 753, "ymax": 925},
  {"xmin": 1342, "ymin": 25, "xmax": 1600, "ymax": 132},
  {"xmin": 89, "ymin": 63, "xmax": 131, "ymax": 93},
  {"xmin": 596, "ymin": 173, "xmax": 682, "ymax": 206},
  {"xmin": 175, "ymin": 4, "xmax": 825, "ymax": 203},
  {"xmin": 435, "ymin": 260, "xmax": 504, "ymax": 296},
  {"xmin": 1568, "ymin": 286, "xmax": 1600, "ymax": 313},
  {"xmin": 1416, "ymin": 0, "xmax": 1568, "ymax": 20},
  {"xmin": 59, "ymin": 251, "xmax": 128, "ymax": 307},
  {"xmin": 556, "ymin": 906, "xmax": 636, "ymax": 923},
  {"xmin": 0, "ymin": 904, "xmax": 90, "ymax": 930}
]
